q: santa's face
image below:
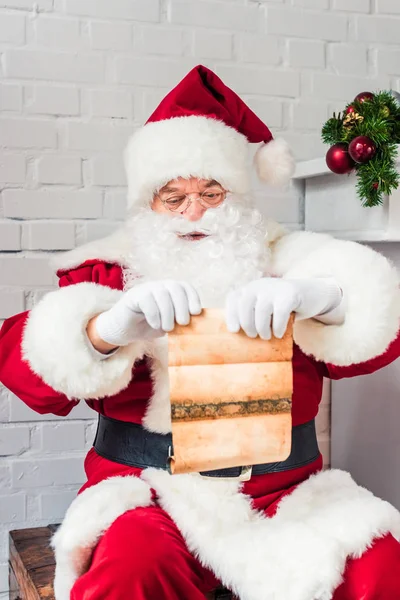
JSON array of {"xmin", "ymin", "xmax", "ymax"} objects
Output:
[
  {"xmin": 151, "ymin": 177, "xmax": 227, "ymax": 235},
  {"xmin": 124, "ymin": 178, "xmax": 271, "ymax": 307}
]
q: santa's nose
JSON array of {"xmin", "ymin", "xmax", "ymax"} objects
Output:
[{"xmin": 181, "ymin": 201, "xmax": 208, "ymax": 221}]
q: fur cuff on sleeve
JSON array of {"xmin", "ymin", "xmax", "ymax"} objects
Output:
[
  {"xmin": 272, "ymin": 231, "xmax": 400, "ymax": 366},
  {"xmin": 22, "ymin": 282, "xmax": 147, "ymax": 400}
]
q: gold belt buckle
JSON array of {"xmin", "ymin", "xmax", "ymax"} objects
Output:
[
  {"xmin": 167, "ymin": 446, "xmax": 253, "ymax": 481},
  {"xmin": 200, "ymin": 465, "xmax": 253, "ymax": 482},
  {"xmin": 237, "ymin": 465, "xmax": 253, "ymax": 482}
]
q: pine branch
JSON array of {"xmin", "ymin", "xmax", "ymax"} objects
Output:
[
  {"xmin": 321, "ymin": 89, "xmax": 400, "ymax": 207},
  {"xmin": 321, "ymin": 117, "xmax": 343, "ymax": 145},
  {"xmin": 352, "ymin": 118, "xmax": 391, "ymax": 144}
]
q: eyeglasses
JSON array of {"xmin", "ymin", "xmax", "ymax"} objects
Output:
[{"xmin": 157, "ymin": 187, "xmax": 228, "ymax": 213}]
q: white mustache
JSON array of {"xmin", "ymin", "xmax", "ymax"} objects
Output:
[
  {"xmin": 167, "ymin": 204, "xmax": 242, "ymax": 236},
  {"xmin": 175, "ymin": 228, "xmax": 212, "ymax": 235}
]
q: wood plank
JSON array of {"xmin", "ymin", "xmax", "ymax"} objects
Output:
[
  {"xmin": 47, "ymin": 524, "xmax": 60, "ymax": 535},
  {"xmin": 9, "ymin": 527, "xmax": 55, "ymax": 600},
  {"xmin": 8, "ymin": 561, "xmax": 21, "ymax": 600},
  {"xmin": 11, "ymin": 528, "xmax": 51, "ymax": 543},
  {"xmin": 10, "ymin": 533, "xmax": 41, "ymax": 600},
  {"xmin": 13, "ymin": 538, "xmax": 55, "ymax": 570},
  {"xmin": 8, "ymin": 525, "xmax": 227, "ymax": 600},
  {"xmin": 29, "ymin": 565, "xmax": 56, "ymax": 599}
]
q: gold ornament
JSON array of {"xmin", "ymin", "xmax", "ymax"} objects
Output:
[{"xmin": 343, "ymin": 111, "xmax": 364, "ymax": 128}]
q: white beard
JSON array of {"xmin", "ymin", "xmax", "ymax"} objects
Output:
[{"xmin": 123, "ymin": 197, "xmax": 271, "ymax": 307}]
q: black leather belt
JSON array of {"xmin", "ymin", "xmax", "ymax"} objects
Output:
[{"xmin": 93, "ymin": 414, "xmax": 320, "ymax": 480}]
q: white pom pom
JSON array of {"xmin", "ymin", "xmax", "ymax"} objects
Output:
[{"xmin": 254, "ymin": 138, "xmax": 295, "ymax": 186}]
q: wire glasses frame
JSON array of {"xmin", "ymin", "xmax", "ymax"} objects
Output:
[{"xmin": 156, "ymin": 188, "xmax": 229, "ymax": 213}]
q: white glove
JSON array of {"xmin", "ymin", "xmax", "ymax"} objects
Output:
[
  {"xmin": 95, "ymin": 280, "xmax": 202, "ymax": 346},
  {"xmin": 226, "ymin": 277, "xmax": 343, "ymax": 340}
]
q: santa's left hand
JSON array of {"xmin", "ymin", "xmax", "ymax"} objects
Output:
[{"xmin": 225, "ymin": 277, "xmax": 343, "ymax": 340}]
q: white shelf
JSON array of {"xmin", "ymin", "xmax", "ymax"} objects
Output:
[
  {"xmin": 294, "ymin": 150, "xmax": 400, "ymax": 243},
  {"xmin": 315, "ymin": 231, "xmax": 400, "ymax": 243},
  {"xmin": 295, "ymin": 147, "xmax": 400, "ymax": 180},
  {"xmin": 293, "ymin": 158, "xmax": 330, "ymax": 180}
]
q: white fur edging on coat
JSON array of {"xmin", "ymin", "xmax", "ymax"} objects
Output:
[
  {"xmin": 144, "ymin": 468, "xmax": 400, "ymax": 600},
  {"xmin": 271, "ymin": 231, "xmax": 400, "ymax": 366},
  {"xmin": 52, "ymin": 476, "xmax": 152, "ymax": 600},
  {"xmin": 142, "ymin": 336, "xmax": 172, "ymax": 434},
  {"xmin": 22, "ymin": 282, "xmax": 148, "ymax": 400}
]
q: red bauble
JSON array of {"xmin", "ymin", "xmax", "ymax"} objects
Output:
[
  {"xmin": 348, "ymin": 135, "xmax": 376, "ymax": 164},
  {"xmin": 345, "ymin": 105, "xmax": 356, "ymax": 114},
  {"xmin": 372, "ymin": 182, "xmax": 379, "ymax": 190},
  {"xmin": 326, "ymin": 143, "xmax": 355, "ymax": 174},
  {"xmin": 354, "ymin": 91, "xmax": 374, "ymax": 103}
]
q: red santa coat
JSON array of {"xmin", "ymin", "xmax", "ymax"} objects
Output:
[{"xmin": 1, "ymin": 223, "xmax": 400, "ymax": 600}]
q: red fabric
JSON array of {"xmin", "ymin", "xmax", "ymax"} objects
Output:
[
  {"xmin": 333, "ymin": 533, "xmax": 400, "ymax": 599},
  {"xmin": 321, "ymin": 332, "xmax": 400, "ymax": 380},
  {"xmin": 79, "ymin": 443, "xmax": 323, "ymax": 501},
  {"xmin": 0, "ymin": 260, "xmax": 322, "ymax": 424},
  {"xmin": 70, "ymin": 504, "xmax": 400, "ymax": 600},
  {"xmin": 0, "ymin": 260, "xmax": 124, "ymax": 418},
  {"xmin": 146, "ymin": 65, "xmax": 274, "ymax": 145},
  {"xmin": 75, "ymin": 447, "xmax": 400, "ymax": 600},
  {"xmin": 0, "ymin": 312, "xmax": 79, "ymax": 416},
  {"xmin": 1, "ymin": 258, "xmax": 399, "ymax": 473},
  {"xmin": 57, "ymin": 259, "xmax": 124, "ymax": 289},
  {"xmin": 2, "ymin": 258, "xmax": 400, "ymax": 598},
  {"xmin": 70, "ymin": 506, "xmax": 221, "ymax": 600}
]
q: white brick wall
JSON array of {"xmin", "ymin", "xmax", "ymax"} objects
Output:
[
  {"xmin": 25, "ymin": 84, "xmax": 80, "ymax": 115},
  {"xmin": 1, "ymin": 0, "xmax": 399, "ymax": 593}
]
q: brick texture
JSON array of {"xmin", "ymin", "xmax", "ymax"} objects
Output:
[
  {"xmin": 0, "ymin": 0, "xmax": 397, "ymax": 593},
  {"xmin": 0, "ymin": 84, "xmax": 23, "ymax": 112}
]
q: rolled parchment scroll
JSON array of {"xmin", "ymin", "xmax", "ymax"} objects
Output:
[{"xmin": 168, "ymin": 308, "xmax": 294, "ymax": 475}]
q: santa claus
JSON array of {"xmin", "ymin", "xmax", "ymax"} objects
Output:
[{"xmin": 1, "ymin": 65, "xmax": 400, "ymax": 600}]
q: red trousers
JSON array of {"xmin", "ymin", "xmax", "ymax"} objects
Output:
[{"xmin": 70, "ymin": 504, "xmax": 400, "ymax": 600}]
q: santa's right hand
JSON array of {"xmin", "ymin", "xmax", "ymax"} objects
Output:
[{"xmin": 95, "ymin": 280, "xmax": 202, "ymax": 346}]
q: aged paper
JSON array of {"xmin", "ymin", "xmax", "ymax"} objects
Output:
[{"xmin": 168, "ymin": 308, "xmax": 293, "ymax": 474}]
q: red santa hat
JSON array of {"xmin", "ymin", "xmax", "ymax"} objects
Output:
[{"xmin": 125, "ymin": 65, "xmax": 295, "ymax": 209}]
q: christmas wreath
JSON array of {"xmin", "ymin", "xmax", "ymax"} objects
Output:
[{"xmin": 322, "ymin": 91, "xmax": 400, "ymax": 207}]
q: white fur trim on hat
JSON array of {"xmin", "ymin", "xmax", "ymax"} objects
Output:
[
  {"xmin": 255, "ymin": 138, "xmax": 295, "ymax": 187},
  {"xmin": 125, "ymin": 115, "xmax": 253, "ymax": 209}
]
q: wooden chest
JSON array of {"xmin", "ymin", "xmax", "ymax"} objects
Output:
[
  {"xmin": 9, "ymin": 525, "xmax": 57, "ymax": 600},
  {"xmin": 8, "ymin": 525, "xmax": 232, "ymax": 599}
]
